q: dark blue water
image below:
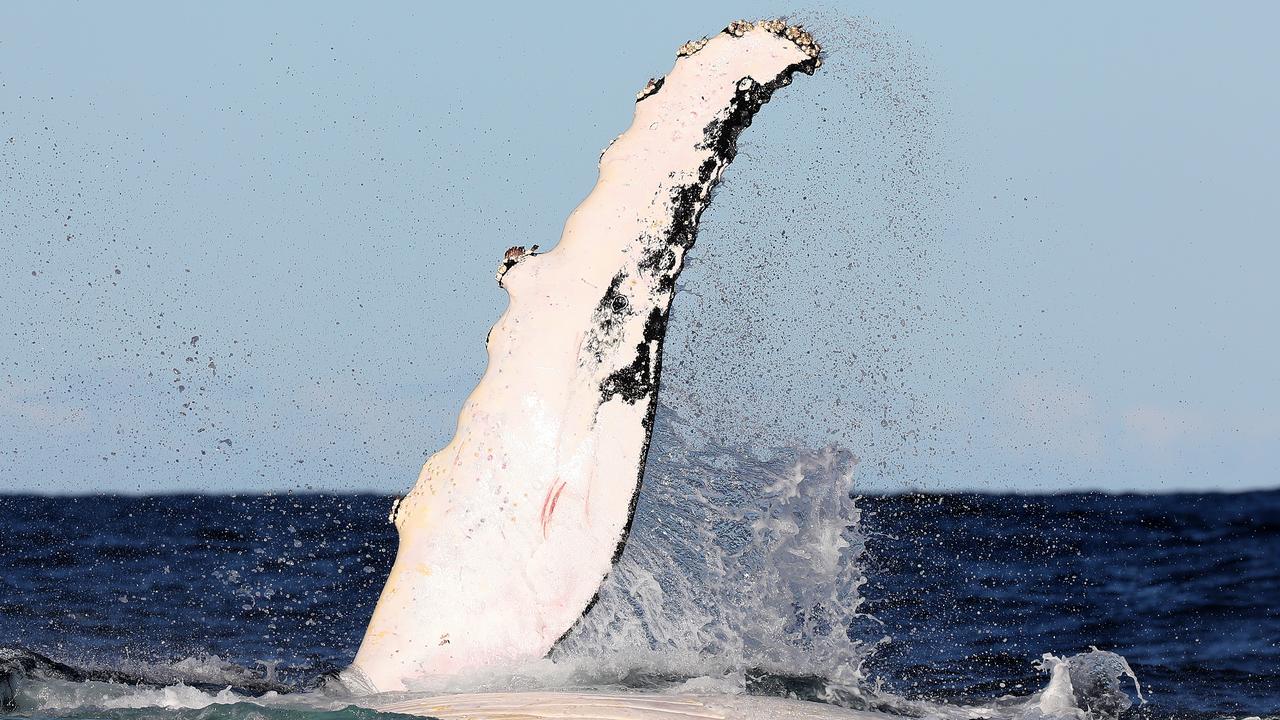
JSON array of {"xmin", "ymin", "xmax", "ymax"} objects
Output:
[
  {"xmin": 1, "ymin": 491, "xmax": 1276, "ymax": 718},
  {"xmin": 859, "ymin": 492, "xmax": 1280, "ymax": 716}
]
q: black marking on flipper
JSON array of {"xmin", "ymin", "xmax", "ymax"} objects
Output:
[
  {"xmin": 598, "ymin": 308, "xmax": 664, "ymax": 405},
  {"xmin": 584, "ymin": 271, "xmax": 634, "ymax": 363},
  {"xmin": 638, "ymin": 244, "xmax": 679, "ymax": 293}
]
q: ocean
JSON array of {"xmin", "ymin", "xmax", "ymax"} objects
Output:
[{"xmin": 2, "ymin": 484, "xmax": 1275, "ymax": 719}]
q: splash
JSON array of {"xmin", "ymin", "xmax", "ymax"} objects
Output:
[
  {"xmin": 553, "ymin": 408, "xmax": 877, "ymax": 701},
  {"xmin": 1023, "ymin": 650, "xmax": 1144, "ymax": 720}
]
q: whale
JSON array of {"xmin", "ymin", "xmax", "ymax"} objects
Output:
[{"xmin": 341, "ymin": 20, "xmax": 823, "ymax": 696}]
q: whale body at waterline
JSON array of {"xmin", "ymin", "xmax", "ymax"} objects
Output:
[{"xmin": 365, "ymin": 690, "xmax": 889, "ymax": 720}]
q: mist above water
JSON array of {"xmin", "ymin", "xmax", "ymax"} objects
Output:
[{"xmin": 657, "ymin": 16, "xmax": 965, "ymax": 494}]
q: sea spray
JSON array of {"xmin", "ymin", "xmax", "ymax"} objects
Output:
[
  {"xmin": 1024, "ymin": 650, "xmax": 1144, "ymax": 720},
  {"xmin": 657, "ymin": 15, "xmax": 955, "ymax": 493},
  {"xmin": 553, "ymin": 407, "xmax": 880, "ymax": 702}
]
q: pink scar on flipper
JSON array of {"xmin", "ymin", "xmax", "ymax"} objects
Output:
[{"xmin": 539, "ymin": 480, "xmax": 567, "ymax": 538}]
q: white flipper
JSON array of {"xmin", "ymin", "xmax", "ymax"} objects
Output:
[{"xmin": 347, "ymin": 21, "xmax": 821, "ymax": 693}]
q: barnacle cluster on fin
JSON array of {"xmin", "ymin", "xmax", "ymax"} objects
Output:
[
  {"xmin": 755, "ymin": 19, "xmax": 822, "ymax": 62},
  {"xmin": 675, "ymin": 37, "xmax": 709, "ymax": 58},
  {"xmin": 495, "ymin": 244, "xmax": 539, "ymax": 283},
  {"xmin": 653, "ymin": 20, "xmax": 820, "ymax": 102},
  {"xmin": 677, "ymin": 19, "xmax": 822, "ymax": 64},
  {"xmin": 635, "ymin": 77, "xmax": 664, "ymax": 102}
]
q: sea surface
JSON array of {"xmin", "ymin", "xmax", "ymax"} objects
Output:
[{"xmin": 1, "ymin": 489, "xmax": 1276, "ymax": 719}]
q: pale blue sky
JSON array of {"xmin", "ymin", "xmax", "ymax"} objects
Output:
[{"xmin": 2, "ymin": 2, "xmax": 1277, "ymax": 494}]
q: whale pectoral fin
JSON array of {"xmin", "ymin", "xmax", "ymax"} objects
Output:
[{"xmin": 347, "ymin": 20, "xmax": 821, "ymax": 693}]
